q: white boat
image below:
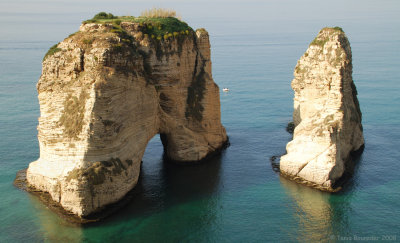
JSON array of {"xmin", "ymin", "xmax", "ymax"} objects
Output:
[{"xmin": 223, "ymin": 88, "xmax": 229, "ymax": 92}]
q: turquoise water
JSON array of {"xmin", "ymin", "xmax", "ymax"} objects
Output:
[{"xmin": 1, "ymin": 1, "xmax": 400, "ymax": 242}]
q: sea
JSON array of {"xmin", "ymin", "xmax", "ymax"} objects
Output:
[{"xmin": 0, "ymin": 0, "xmax": 399, "ymax": 242}]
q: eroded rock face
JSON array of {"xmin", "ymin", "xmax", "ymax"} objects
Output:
[
  {"xmin": 26, "ymin": 22, "xmax": 227, "ymax": 217},
  {"xmin": 280, "ymin": 27, "xmax": 364, "ymax": 191}
]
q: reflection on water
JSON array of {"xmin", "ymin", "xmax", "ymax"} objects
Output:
[
  {"xmin": 279, "ymin": 146, "xmax": 363, "ymax": 242},
  {"xmin": 28, "ymin": 136, "xmax": 224, "ymax": 241},
  {"xmin": 27, "ymin": 194, "xmax": 84, "ymax": 242},
  {"xmin": 280, "ymin": 177, "xmax": 341, "ymax": 242}
]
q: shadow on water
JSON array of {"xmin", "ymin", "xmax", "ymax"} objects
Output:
[
  {"xmin": 96, "ymin": 150, "xmax": 224, "ymax": 224},
  {"xmin": 333, "ymin": 146, "xmax": 364, "ymax": 194},
  {"xmin": 27, "ymin": 137, "xmax": 225, "ymax": 241}
]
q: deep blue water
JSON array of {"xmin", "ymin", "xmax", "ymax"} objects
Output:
[{"xmin": 0, "ymin": 1, "xmax": 399, "ymax": 242}]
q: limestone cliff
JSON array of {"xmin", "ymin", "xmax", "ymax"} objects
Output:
[
  {"xmin": 280, "ymin": 27, "xmax": 364, "ymax": 191},
  {"xmin": 26, "ymin": 17, "xmax": 227, "ymax": 217}
]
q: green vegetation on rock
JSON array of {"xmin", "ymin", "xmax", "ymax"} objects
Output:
[
  {"xmin": 109, "ymin": 24, "xmax": 136, "ymax": 52},
  {"xmin": 59, "ymin": 90, "xmax": 88, "ymax": 139},
  {"xmin": 65, "ymin": 158, "xmax": 131, "ymax": 186},
  {"xmin": 310, "ymin": 37, "xmax": 329, "ymax": 47},
  {"xmin": 93, "ymin": 12, "xmax": 116, "ymax": 20},
  {"xmin": 333, "ymin": 26, "xmax": 344, "ymax": 32},
  {"xmin": 43, "ymin": 44, "xmax": 61, "ymax": 61},
  {"xmin": 310, "ymin": 26, "xmax": 345, "ymax": 48},
  {"xmin": 139, "ymin": 17, "xmax": 192, "ymax": 38},
  {"xmin": 320, "ymin": 26, "xmax": 345, "ymax": 34},
  {"xmin": 82, "ymin": 38, "xmax": 93, "ymax": 45},
  {"xmin": 82, "ymin": 12, "xmax": 193, "ymax": 41}
]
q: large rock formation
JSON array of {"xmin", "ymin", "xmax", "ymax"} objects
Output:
[
  {"xmin": 26, "ymin": 17, "xmax": 227, "ymax": 217},
  {"xmin": 280, "ymin": 27, "xmax": 364, "ymax": 191}
]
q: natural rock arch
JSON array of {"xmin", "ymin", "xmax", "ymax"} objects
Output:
[{"xmin": 26, "ymin": 20, "xmax": 227, "ymax": 217}]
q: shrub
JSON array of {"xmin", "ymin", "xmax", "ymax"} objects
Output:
[
  {"xmin": 82, "ymin": 12, "xmax": 117, "ymax": 24},
  {"xmin": 93, "ymin": 12, "xmax": 115, "ymax": 20},
  {"xmin": 114, "ymin": 19, "xmax": 122, "ymax": 25}
]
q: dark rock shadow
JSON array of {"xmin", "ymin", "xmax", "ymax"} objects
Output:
[
  {"xmin": 332, "ymin": 145, "xmax": 364, "ymax": 194},
  {"xmin": 83, "ymin": 147, "xmax": 226, "ymax": 227}
]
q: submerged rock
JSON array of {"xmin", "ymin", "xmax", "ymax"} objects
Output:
[
  {"xmin": 25, "ymin": 16, "xmax": 227, "ymax": 218},
  {"xmin": 280, "ymin": 27, "xmax": 364, "ymax": 191}
]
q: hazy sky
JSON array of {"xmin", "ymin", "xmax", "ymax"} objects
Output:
[
  {"xmin": 1, "ymin": 0, "xmax": 398, "ymax": 19},
  {"xmin": 0, "ymin": 0, "xmax": 399, "ymax": 43}
]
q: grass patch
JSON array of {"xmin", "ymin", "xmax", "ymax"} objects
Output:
[
  {"xmin": 43, "ymin": 44, "xmax": 62, "ymax": 61},
  {"xmin": 140, "ymin": 8, "xmax": 178, "ymax": 18}
]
